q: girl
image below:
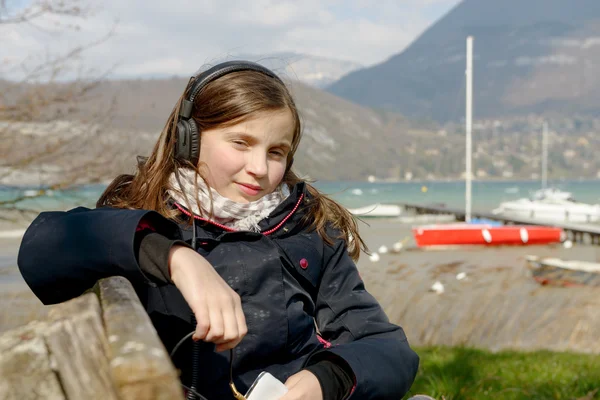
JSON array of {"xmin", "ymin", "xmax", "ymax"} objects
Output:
[{"xmin": 18, "ymin": 61, "xmax": 419, "ymax": 400}]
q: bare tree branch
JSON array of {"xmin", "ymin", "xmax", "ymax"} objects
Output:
[
  {"xmin": 0, "ymin": 0, "xmax": 91, "ymax": 26},
  {"xmin": 1, "ymin": 0, "xmax": 123, "ymax": 213}
]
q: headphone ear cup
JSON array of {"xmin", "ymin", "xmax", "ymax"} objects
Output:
[
  {"xmin": 187, "ymin": 119, "xmax": 200, "ymax": 165},
  {"xmin": 175, "ymin": 119, "xmax": 200, "ymax": 164}
]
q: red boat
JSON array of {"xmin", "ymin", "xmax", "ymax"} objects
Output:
[{"xmin": 412, "ymin": 224, "xmax": 564, "ymax": 247}]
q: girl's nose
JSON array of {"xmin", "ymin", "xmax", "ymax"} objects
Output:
[{"xmin": 246, "ymin": 151, "xmax": 268, "ymax": 177}]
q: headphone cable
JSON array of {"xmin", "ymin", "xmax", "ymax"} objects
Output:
[
  {"xmin": 173, "ymin": 216, "xmax": 246, "ymax": 400},
  {"xmin": 186, "ymin": 217, "xmax": 201, "ymax": 400}
]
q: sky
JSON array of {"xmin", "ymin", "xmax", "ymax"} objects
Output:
[{"xmin": 1, "ymin": 0, "xmax": 461, "ymax": 80}]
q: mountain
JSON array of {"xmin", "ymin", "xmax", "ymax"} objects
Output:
[
  {"xmin": 2, "ymin": 76, "xmax": 424, "ymax": 183},
  {"xmin": 5, "ymin": 63, "xmax": 600, "ymax": 186},
  {"xmin": 213, "ymin": 52, "xmax": 363, "ymax": 89},
  {"xmin": 114, "ymin": 53, "xmax": 362, "ymax": 90},
  {"xmin": 327, "ymin": 0, "xmax": 600, "ymax": 122},
  {"xmin": 96, "ymin": 78, "xmax": 416, "ymax": 181}
]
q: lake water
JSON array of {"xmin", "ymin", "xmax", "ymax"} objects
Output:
[{"xmin": 2, "ymin": 179, "xmax": 600, "ymax": 212}]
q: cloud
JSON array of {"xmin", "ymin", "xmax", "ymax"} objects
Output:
[{"xmin": 0, "ymin": 0, "xmax": 460, "ymax": 80}]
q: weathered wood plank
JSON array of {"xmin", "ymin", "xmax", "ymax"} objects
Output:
[
  {"xmin": 1, "ymin": 276, "xmax": 184, "ymax": 399},
  {"xmin": 0, "ymin": 322, "xmax": 66, "ymax": 400},
  {"xmin": 95, "ymin": 277, "xmax": 184, "ymax": 400},
  {"xmin": 45, "ymin": 292, "xmax": 119, "ymax": 400}
]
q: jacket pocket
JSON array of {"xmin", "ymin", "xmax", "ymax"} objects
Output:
[{"xmin": 274, "ymin": 233, "xmax": 322, "ymax": 295}]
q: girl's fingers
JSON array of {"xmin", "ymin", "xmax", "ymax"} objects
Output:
[
  {"xmin": 219, "ymin": 300, "xmax": 239, "ymax": 343},
  {"xmin": 192, "ymin": 303, "xmax": 210, "ymax": 341},
  {"xmin": 235, "ymin": 299, "xmax": 248, "ymax": 338},
  {"xmin": 215, "ymin": 296, "xmax": 246, "ymax": 351},
  {"xmin": 215, "ymin": 338, "xmax": 241, "ymax": 352},
  {"xmin": 279, "ymin": 371, "xmax": 322, "ymax": 400},
  {"xmin": 205, "ymin": 303, "xmax": 225, "ymax": 342}
]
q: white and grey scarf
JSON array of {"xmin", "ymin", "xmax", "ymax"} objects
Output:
[{"xmin": 167, "ymin": 169, "xmax": 290, "ymax": 232}]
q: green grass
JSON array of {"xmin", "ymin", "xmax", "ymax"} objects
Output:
[{"xmin": 403, "ymin": 346, "xmax": 600, "ymax": 400}]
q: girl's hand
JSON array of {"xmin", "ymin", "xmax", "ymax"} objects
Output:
[
  {"xmin": 168, "ymin": 245, "xmax": 247, "ymax": 351},
  {"xmin": 279, "ymin": 370, "xmax": 323, "ymax": 400}
]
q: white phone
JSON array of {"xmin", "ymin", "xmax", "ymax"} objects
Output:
[{"xmin": 245, "ymin": 371, "xmax": 289, "ymax": 400}]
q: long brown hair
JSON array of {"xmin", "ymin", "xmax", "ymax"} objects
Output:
[{"xmin": 98, "ymin": 68, "xmax": 366, "ymax": 259}]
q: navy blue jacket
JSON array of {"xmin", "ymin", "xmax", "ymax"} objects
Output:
[{"xmin": 18, "ymin": 182, "xmax": 419, "ymax": 399}]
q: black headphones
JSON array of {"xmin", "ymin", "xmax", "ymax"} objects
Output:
[{"xmin": 174, "ymin": 61, "xmax": 285, "ymax": 166}]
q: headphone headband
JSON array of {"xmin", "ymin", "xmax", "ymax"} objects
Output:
[{"xmin": 179, "ymin": 61, "xmax": 283, "ymax": 119}]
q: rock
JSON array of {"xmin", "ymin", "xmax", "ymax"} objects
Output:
[{"xmin": 430, "ymin": 281, "xmax": 445, "ymax": 294}]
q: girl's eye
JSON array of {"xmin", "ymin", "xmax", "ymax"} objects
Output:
[
  {"xmin": 232, "ymin": 140, "xmax": 247, "ymax": 147},
  {"xmin": 270, "ymin": 150, "xmax": 285, "ymax": 157}
]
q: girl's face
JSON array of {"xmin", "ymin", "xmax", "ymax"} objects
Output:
[{"xmin": 198, "ymin": 109, "xmax": 295, "ymax": 203}]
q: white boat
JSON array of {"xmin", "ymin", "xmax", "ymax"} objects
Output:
[
  {"xmin": 493, "ymin": 120, "xmax": 600, "ymax": 223},
  {"xmin": 492, "ymin": 188, "xmax": 600, "ymax": 223},
  {"xmin": 532, "ymin": 187, "xmax": 573, "ymax": 202},
  {"xmin": 348, "ymin": 203, "xmax": 402, "ymax": 217}
]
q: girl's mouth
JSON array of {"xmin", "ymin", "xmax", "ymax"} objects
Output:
[{"xmin": 237, "ymin": 183, "xmax": 262, "ymax": 196}]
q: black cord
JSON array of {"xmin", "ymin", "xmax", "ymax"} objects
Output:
[
  {"xmin": 170, "ymin": 330, "xmax": 206, "ymax": 400},
  {"xmin": 167, "ymin": 218, "xmax": 209, "ymax": 399},
  {"xmin": 181, "ymin": 384, "xmax": 209, "ymax": 400},
  {"xmin": 187, "ymin": 315, "xmax": 202, "ymax": 400},
  {"xmin": 170, "ymin": 218, "xmax": 247, "ymax": 400},
  {"xmin": 187, "ymin": 217, "xmax": 201, "ymax": 400},
  {"xmin": 191, "ymin": 215, "xmax": 197, "ymax": 250},
  {"xmin": 170, "ymin": 329, "xmax": 206, "ymax": 399},
  {"xmin": 168, "ymin": 215, "xmax": 198, "ymax": 363},
  {"xmin": 170, "ymin": 331, "xmax": 195, "ymax": 359}
]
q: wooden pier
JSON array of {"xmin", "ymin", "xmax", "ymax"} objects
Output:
[
  {"xmin": 0, "ymin": 276, "xmax": 184, "ymax": 400},
  {"xmin": 400, "ymin": 203, "xmax": 600, "ymax": 245}
]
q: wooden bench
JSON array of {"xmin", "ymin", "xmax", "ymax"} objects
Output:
[{"xmin": 0, "ymin": 276, "xmax": 184, "ymax": 399}]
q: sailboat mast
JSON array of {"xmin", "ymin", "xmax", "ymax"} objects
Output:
[
  {"xmin": 542, "ymin": 121, "xmax": 548, "ymax": 189},
  {"xmin": 465, "ymin": 36, "xmax": 473, "ymax": 222}
]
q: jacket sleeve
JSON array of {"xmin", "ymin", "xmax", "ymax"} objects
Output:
[
  {"xmin": 308, "ymin": 235, "xmax": 419, "ymax": 399},
  {"xmin": 17, "ymin": 206, "xmax": 183, "ymax": 305}
]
